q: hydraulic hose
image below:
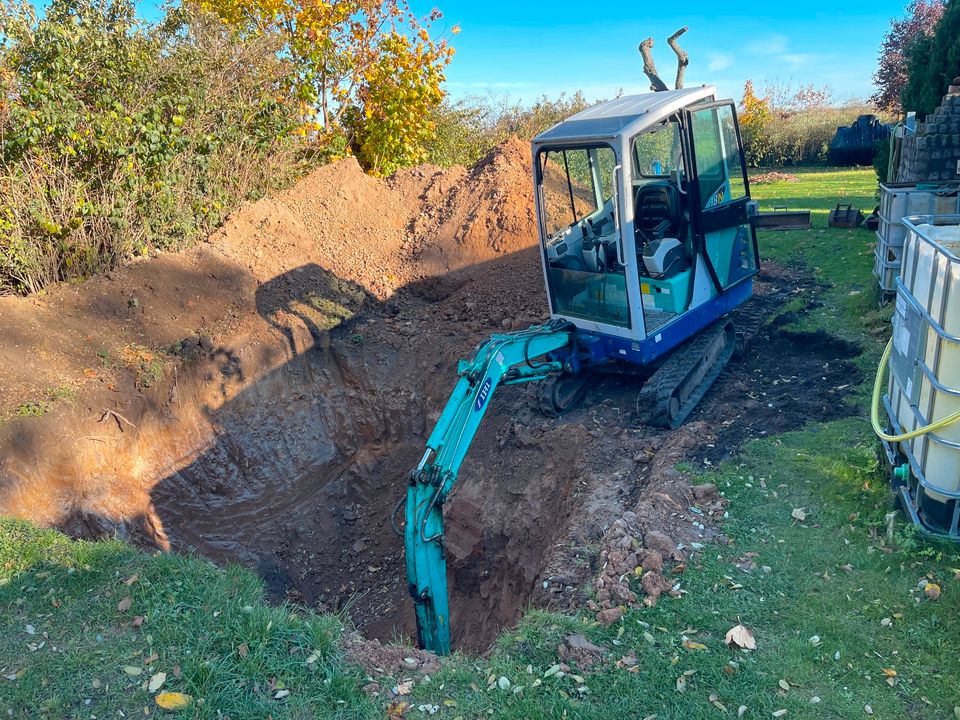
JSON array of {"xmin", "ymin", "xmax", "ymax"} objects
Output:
[{"xmin": 871, "ymin": 338, "xmax": 960, "ymax": 442}]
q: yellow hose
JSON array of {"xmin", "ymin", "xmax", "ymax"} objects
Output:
[{"xmin": 872, "ymin": 338, "xmax": 960, "ymax": 442}]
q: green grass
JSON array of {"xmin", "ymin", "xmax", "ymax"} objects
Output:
[
  {"xmin": 0, "ymin": 521, "xmax": 377, "ymax": 718},
  {"xmin": 3, "ymin": 167, "xmax": 960, "ymax": 719}
]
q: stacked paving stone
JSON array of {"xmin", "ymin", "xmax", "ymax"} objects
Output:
[{"xmin": 898, "ymin": 77, "xmax": 960, "ymax": 184}]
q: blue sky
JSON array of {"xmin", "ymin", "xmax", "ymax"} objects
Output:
[
  {"xmin": 423, "ymin": 0, "xmax": 907, "ymax": 104},
  {"xmin": 90, "ymin": 0, "xmax": 905, "ymax": 105}
]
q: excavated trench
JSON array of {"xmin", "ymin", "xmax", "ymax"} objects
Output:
[
  {"xmin": 136, "ymin": 251, "xmax": 593, "ymax": 653},
  {"xmin": 0, "ymin": 145, "xmax": 868, "ymax": 654},
  {"xmin": 137, "ymin": 258, "xmax": 862, "ymax": 653}
]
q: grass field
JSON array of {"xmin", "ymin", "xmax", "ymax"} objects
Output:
[{"xmin": 3, "ymin": 167, "xmax": 960, "ymax": 719}]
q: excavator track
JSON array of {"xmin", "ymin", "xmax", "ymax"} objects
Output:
[
  {"xmin": 636, "ymin": 320, "xmax": 736, "ymax": 429},
  {"xmin": 533, "ymin": 372, "xmax": 599, "ymax": 417},
  {"xmin": 729, "ymin": 294, "xmax": 777, "ymax": 356}
]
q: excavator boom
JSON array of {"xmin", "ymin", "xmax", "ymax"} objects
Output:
[{"xmin": 404, "ymin": 322, "xmax": 575, "ymax": 654}]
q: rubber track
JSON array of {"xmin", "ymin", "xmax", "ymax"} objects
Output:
[
  {"xmin": 532, "ymin": 373, "xmax": 598, "ymax": 417},
  {"xmin": 635, "ymin": 320, "xmax": 735, "ymax": 429}
]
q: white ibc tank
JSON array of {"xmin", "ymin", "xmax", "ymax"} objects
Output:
[{"xmin": 890, "ymin": 216, "xmax": 960, "ymax": 520}]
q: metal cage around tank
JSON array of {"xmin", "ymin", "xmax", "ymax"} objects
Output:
[{"xmin": 882, "ymin": 215, "xmax": 960, "ymax": 537}]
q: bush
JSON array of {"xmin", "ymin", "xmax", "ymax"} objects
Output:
[
  {"xmin": 0, "ymin": 0, "xmax": 311, "ymax": 295},
  {"xmin": 424, "ymin": 92, "xmax": 591, "ymax": 167},
  {"xmin": 738, "ymin": 81, "xmax": 886, "ymax": 166}
]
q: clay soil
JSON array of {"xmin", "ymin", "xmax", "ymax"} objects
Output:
[{"xmin": 0, "ymin": 139, "xmax": 863, "ymax": 654}]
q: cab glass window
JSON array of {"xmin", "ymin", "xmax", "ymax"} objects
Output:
[
  {"xmin": 632, "ymin": 120, "xmax": 683, "ymax": 179},
  {"xmin": 690, "ymin": 104, "xmax": 748, "ymax": 209}
]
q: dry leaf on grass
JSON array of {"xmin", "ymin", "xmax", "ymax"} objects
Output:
[
  {"xmin": 148, "ymin": 672, "xmax": 166, "ymax": 692},
  {"xmin": 725, "ymin": 624, "xmax": 756, "ymax": 650},
  {"xmin": 791, "ymin": 508, "xmax": 807, "ymax": 522},
  {"xmin": 117, "ymin": 596, "xmax": 132, "ymax": 612},
  {"xmin": 155, "ymin": 692, "xmax": 192, "ymax": 710}
]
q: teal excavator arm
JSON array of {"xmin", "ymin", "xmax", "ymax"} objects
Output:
[{"xmin": 403, "ymin": 321, "xmax": 576, "ymax": 654}]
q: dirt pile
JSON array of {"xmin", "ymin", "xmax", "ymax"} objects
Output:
[{"xmin": 209, "ymin": 136, "xmax": 537, "ymax": 300}]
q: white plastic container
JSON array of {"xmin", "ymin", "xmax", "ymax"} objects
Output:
[
  {"xmin": 875, "ymin": 184, "xmax": 960, "ymax": 297},
  {"xmin": 887, "ymin": 215, "xmax": 960, "ymax": 533}
]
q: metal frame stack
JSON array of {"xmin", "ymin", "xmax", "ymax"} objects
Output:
[{"xmin": 874, "ymin": 183, "xmax": 960, "ymax": 298}]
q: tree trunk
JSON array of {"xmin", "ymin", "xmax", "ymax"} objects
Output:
[
  {"xmin": 639, "ymin": 38, "xmax": 669, "ymax": 92},
  {"xmin": 667, "ymin": 27, "xmax": 689, "ymax": 89}
]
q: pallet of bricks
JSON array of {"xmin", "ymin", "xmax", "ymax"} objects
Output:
[{"xmin": 874, "ymin": 182, "xmax": 960, "ymax": 298}]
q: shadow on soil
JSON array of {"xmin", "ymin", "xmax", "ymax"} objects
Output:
[{"xmin": 0, "ymin": 250, "xmax": 865, "ymax": 653}]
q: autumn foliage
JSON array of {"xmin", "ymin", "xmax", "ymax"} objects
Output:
[
  {"xmin": 191, "ymin": 0, "xmax": 456, "ymax": 175},
  {"xmin": 871, "ymin": 0, "xmax": 945, "ymax": 113}
]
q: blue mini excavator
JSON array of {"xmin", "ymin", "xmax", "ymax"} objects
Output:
[{"xmin": 403, "ymin": 86, "xmax": 760, "ymax": 654}]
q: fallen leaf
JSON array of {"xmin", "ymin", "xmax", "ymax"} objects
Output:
[
  {"xmin": 675, "ymin": 675, "xmax": 687, "ymax": 693},
  {"xmin": 155, "ymin": 692, "xmax": 192, "ymax": 710},
  {"xmin": 132, "ymin": 616, "xmax": 144, "ymax": 628},
  {"xmin": 791, "ymin": 508, "xmax": 807, "ymax": 522},
  {"xmin": 778, "ymin": 679, "xmax": 790, "ymax": 691},
  {"xmin": 773, "ymin": 710, "xmax": 788, "ymax": 718},
  {"xmin": 881, "ymin": 668, "xmax": 897, "ymax": 677},
  {"xmin": 709, "ymin": 693, "xmax": 727, "ymax": 711},
  {"xmin": 24, "ymin": 625, "xmax": 35, "ymax": 636},
  {"xmin": 238, "ymin": 642, "xmax": 249, "ymax": 658},
  {"xmin": 682, "ymin": 639, "xmax": 707, "ymax": 651},
  {"xmin": 865, "ymin": 704, "xmax": 874, "ymax": 715},
  {"xmin": 386, "ymin": 701, "xmax": 410, "ymax": 719},
  {"xmin": 274, "ymin": 689, "xmax": 290, "ymax": 699},
  {"xmin": 395, "ymin": 679, "xmax": 414, "ymax": 695},
  {"xmin": 122, "ymin": 666, "xmax": 142, "ymax": 676},
  {"xmin": 124, "ymin": 573, "xmax": 139, "ymax": 586},
  {"xmin": 880, "ymin": 617, "xmax": 893, "ymax": 627},
  {"xmin": 925, "ymin": 583, "xmax": 941, "ymax": 600},
  {"xmin": 725, "ymin": 624, "xmax": 756, "ymax": 650},
  {"xmin": 117, "ymin": 596, "xmax": 132, "ymax": 612},
  {"xmin": 148, "ymin": 672, "xmax": 166, "ymax": 692}
]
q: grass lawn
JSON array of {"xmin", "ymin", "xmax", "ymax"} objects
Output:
[{"xmin": 3, "ymin": 166, "xmax": 960, "ymax": 719}]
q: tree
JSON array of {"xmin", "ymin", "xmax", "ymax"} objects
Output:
[
  {"xmin": 738, "ymin": 81, "xmax": 772, "ymax": 166},
  {"xmin": 191, "ymin": 0, "xmax": 456, "ymax": 175},
  {"xmin": 872, "ymin": 0, "xmax": 944, "ymax": 112},
  {"xmin": 638, "ymin": 27, "xmax": 689, "ymax": 91},
  {"xmin": 902, "ymin": 0, "xmax": 960, "ymax": 116}
]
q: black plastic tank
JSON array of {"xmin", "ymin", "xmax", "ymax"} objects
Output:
[{"xmin": 829, "ymin": 114, "xmax": 892, "ymax": 166}]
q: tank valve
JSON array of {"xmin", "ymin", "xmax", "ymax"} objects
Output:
[{"xmin": 893, "ymin": 463, "xmax": 911, "ymax": 485}]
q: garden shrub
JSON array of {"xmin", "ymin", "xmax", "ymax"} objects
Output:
[{"xmin": 0, "ymin": 0, "xmax": 310, "ymax": 294}]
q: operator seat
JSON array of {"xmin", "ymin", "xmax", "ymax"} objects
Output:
[{"xmin": 634, "ymin": 181, "xmax": 685, "ymax": 245}]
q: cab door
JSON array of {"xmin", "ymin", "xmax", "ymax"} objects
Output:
[{"xmin": 684, "ymin": 102, "xmax": 759, "ymax": 293}]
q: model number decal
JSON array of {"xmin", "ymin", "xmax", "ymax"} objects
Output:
[{"xmin": 474, "ymin": 377, "xmax": 493, "ymax": 412}]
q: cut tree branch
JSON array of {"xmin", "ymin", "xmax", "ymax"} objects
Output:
[
  {"xmin": 639, "ymin": 37, "xmax": 669, "ymax": 92},
  {"xmin": 667, "ymin": 26, "xmax": 689, "ymax": 89}
]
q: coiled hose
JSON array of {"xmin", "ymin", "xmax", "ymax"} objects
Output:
[{"xmin": 871, "ymin": 338, "xmax": 960, "ymax": 442}]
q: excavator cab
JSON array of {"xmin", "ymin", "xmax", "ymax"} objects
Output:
[
  {"xmin": 534, "ymin": 86, "xmax": 759, "ymax": 364},
  {"xmin": 403, "ymin": 87, "xmax": 760, "ymax": 655}
]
